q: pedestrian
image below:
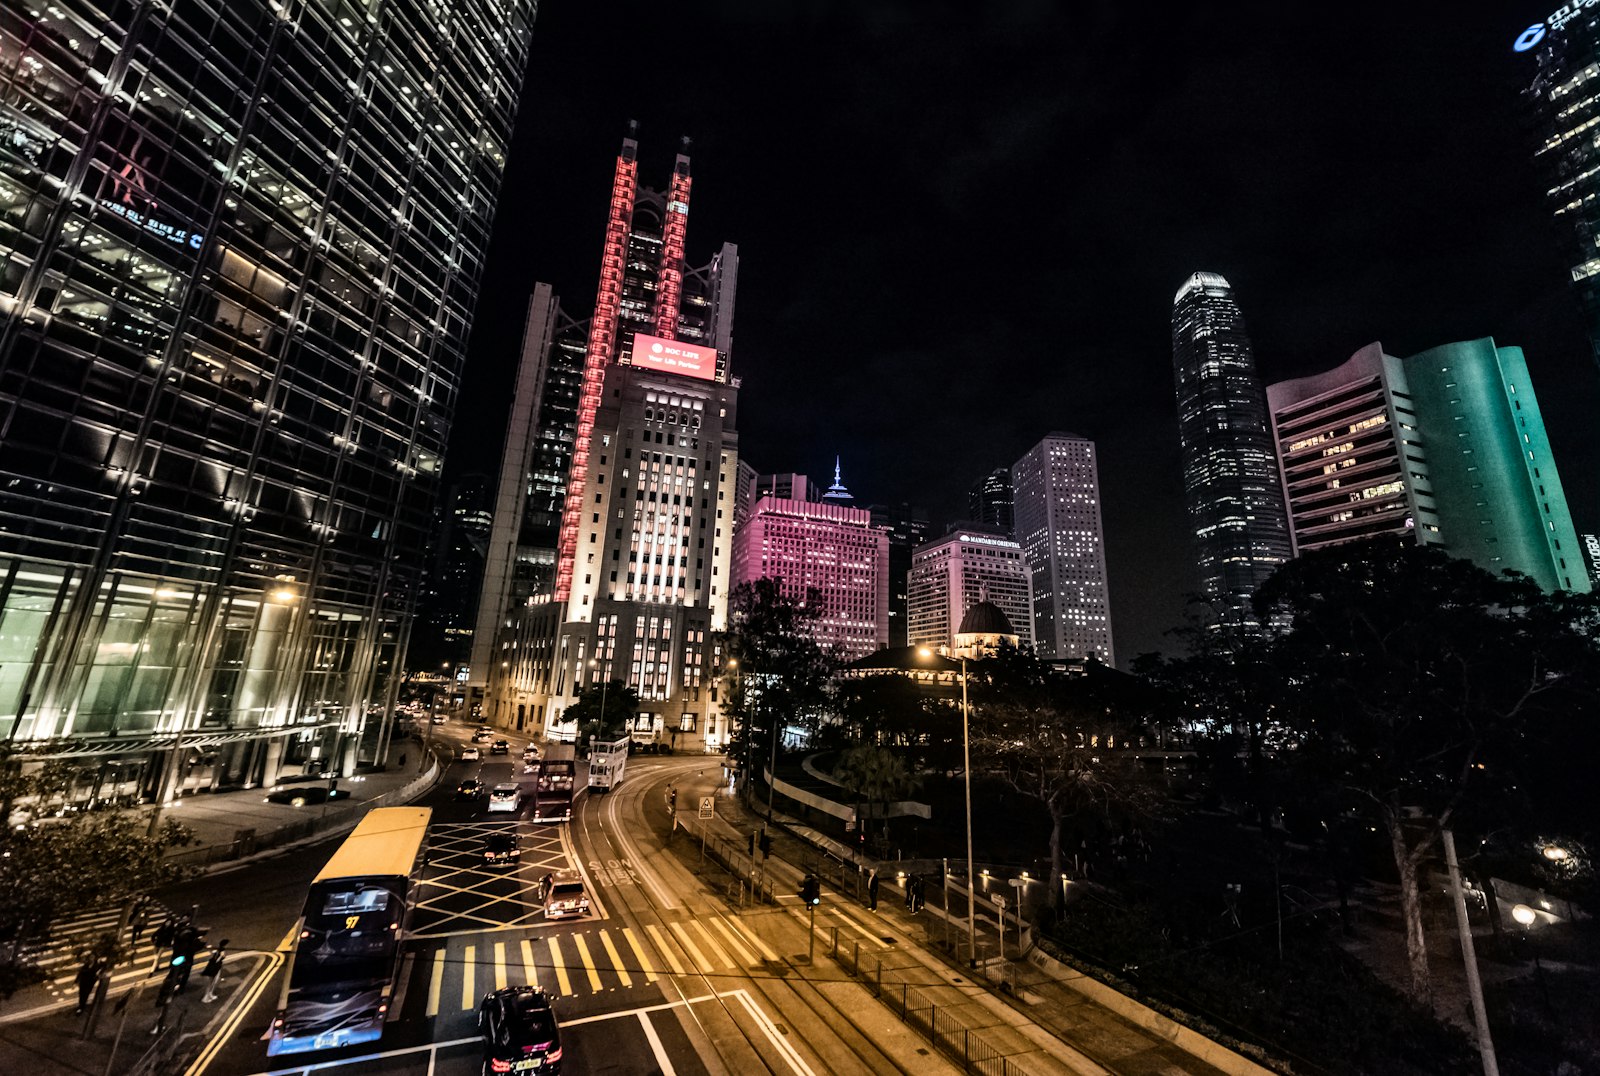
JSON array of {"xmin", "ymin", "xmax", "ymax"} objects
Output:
[
  {"xmin": 150, "ymin": 916, "xmax": 176, "ymax": 973},
  {"xmin": 130, "ymin": 899, "xmax": 150, "ymax": 945},
  {"xmin": 201, "ymin": 939, "xmax": 228, "ymax": 1003},
  {"xmin": 867, "ymin": 869, "xmax": 879, "ymax": 912},
  {"xmin": 75, "ymin": 958, "xmax": 100, "ymax": 1013},
  {"xmin": 398, "ymin": 752, "xmax": 407, "ymax": 769},
  {"xmin": 904, "ymin": 875, "xmax": 914, "ymax": 910},
  {"xmin": 912, "ymin": 874, "xmax": 924, "ymax": 913}
]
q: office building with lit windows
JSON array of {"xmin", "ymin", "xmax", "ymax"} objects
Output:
[
  {"xmin": 1171, "ymin": 272, "xmax": 1292, "ymax": 633},
  {"xmin": 1267, "ymin": 338, "xmax": 1588, "ymax": 593},
  {"xmin": 907, "ymin": 530, "xmax": 1034, "ymax": 654},
  {"xmin": 732, "ymin": 486, "xmax": 889, "ymax": 662},
  {"xmin": 479, "ymin": 136, "xmax": 741, "ymax": 751},
  {"xmin": 1011, "ymin": 433, "xmax": 1115, "ymax": 665},
  {"xmin": 967, "ymin": 467, "xmax": 1014, "ymax": 535},
  {"xmin": 0, "ymin": 0, "xmax": 538, "ymax": 802},
  {"xmin": 1516, "ymin": 8, "xmax": 1600, "ymax": 373}
]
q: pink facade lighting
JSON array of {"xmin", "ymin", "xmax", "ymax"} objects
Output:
[{"xmin": 653, "ymin": 157, "xmax": 691, "ymax": 340}]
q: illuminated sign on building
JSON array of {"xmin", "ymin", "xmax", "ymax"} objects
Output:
[
  {"xmin": 1583, "ymin": 532, "xmax": 1600, "ymax": 585},
  {"xmin": 628, "ymin": 333, "xmax": 716, "ymax": 381},
  {"xmin": 99, "ymin": 199, "xmax": 204, "ymax": 249},
  {"xmin": 1515, "ymin": 1, "xmax": 1599, "ymax": 51}
]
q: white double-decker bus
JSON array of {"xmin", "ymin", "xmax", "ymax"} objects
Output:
[{"xmin": 586, "ymin": 735, "xmax": 629, "ymax": 792}]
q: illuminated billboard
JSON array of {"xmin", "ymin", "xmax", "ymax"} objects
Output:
[{"xmin": 628, "ymin": 334, "xmax": 716, "ymax": 381}]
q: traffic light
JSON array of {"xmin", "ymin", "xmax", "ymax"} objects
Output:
[{"xmin": 799, "ymin": 874, "xmax": 820, "ymax": 906}]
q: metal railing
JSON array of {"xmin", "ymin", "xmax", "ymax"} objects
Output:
[{"xmin": 671, "ymin": 812, "xmax": 775, "ymax": 907}]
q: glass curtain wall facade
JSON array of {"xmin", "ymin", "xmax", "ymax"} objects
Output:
[
  {"xmin": 0, "ymin": 0, "xmax": 538, "ymax": 795},
  {"xmin": 1171, "ymin": 271, "xmax": 1292, "ymax": 634}
]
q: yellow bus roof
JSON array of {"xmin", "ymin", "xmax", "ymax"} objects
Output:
[{"xmin": 313, "ymin": 806, "xmax": 432, "ymax": 884}]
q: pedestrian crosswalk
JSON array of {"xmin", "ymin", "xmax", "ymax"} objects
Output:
[
  {"xmin": 414, "ymin": 913, "xmax": 782, "ymax": 1015},
  {"xmin": 23, "ymin": 904, "xmax": 169, "ymax": 1005}
]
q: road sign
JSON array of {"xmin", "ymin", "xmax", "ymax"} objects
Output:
[
  {"xmin": 992, "ymin": 893, "xmax": 1007, "ymax": 909},
  {"xmin": 698, "ymin": 796, "xmax": 714, "ymax": 820},
  {"xmin": 1008, "ymin": 877, "xmax": 1026, "ymax": 887}
]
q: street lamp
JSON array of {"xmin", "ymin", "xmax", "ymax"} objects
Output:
[{"xmin": 919, "ymin": 646, "xmax": 977, "ymax": 967}]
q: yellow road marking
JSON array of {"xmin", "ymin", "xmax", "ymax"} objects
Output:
[
  {"xmin": 548, "ymin": 937, "xmax": 572, "ymax": 995},
  {"xmin": 623, "ymin": 927, "xmax": 657, "ymax": 983},
  {"xmin": 723, "ymin": 917, "xmax": 779, "ymax": 963},
  {"xmin": 520, "ymin": 938, "xmax": 539, "ymax": 989},
  {"xmin": 669, "ymin": 922, "xmax": 712, "ymax": 973},
  {"xmin": 461, "ymin": 944, "xmax": 476, "ymax": 1011},
  {"xmin": 646, "ymin": 924, "xmax": 686, "ymax": 976},
  {"xmin": 598, "ymin": 930, "xmax": 633, "ymax": 988},
  {"xmin": 691, "ymin": 920, "xmax": 735, "ymax": 968},
  {"xmin": 573, "ymin": 933, "xmax": 604, "ymax": 991},
  {"xmin": 710, "ymin": 918, "xmax": 756, "ymax": 964},
  {"xmin": 425, "ymin": 950, "xmax": 444, "ymax": 1016},
  {"xmin": 493, "ymin": 941, "xmax": 507, "ymax": 991}
]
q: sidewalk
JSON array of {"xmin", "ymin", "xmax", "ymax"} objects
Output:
[{"xmin": 707, "ymin": 786, "xmax": 1261, "ymax": 1076}]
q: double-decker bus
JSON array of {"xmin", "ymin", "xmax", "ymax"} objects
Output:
[
  {"xmin": 586, "ymin": 735, "xmax": 629, "ymax": 792},
  {"xmin": 532, "ymin": 746, "xmax": 576, "ymax": 822},
  {"xmin": 268, "ymin": 807, "xmax": 431, "ymax": 1056}
]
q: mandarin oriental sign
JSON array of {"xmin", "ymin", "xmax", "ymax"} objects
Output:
[{"xmin": 628, "ymin": 333, "xmax": 716, "ymax": 381}]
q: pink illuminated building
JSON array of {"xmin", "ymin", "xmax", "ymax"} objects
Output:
[{"xmin": 732, "ymin": 485, "xmax": 890, "ymax": 661}]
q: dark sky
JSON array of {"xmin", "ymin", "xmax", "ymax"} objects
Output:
[{"xmin": 452, "ymin": 1, "xmax": 1600, "ymax": 666}]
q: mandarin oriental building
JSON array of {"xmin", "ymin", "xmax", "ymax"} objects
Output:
[{"xmin": 0, "ymin": 0, "xmax": 539, "ymax": 801}]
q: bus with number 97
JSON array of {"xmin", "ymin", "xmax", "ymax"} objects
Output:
[{"xmin": 267, "ymin": 807, "xmax": 431, "ymax": 1056}]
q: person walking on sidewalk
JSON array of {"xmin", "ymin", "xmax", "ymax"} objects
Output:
[
  {"xmin": 867, "ymin": 869, "xmax": 879, "ymax": 911},
  {"xmin": 130, "ymin": 898, "xmax": 150, "ymax": 946},
  {"xmin": 150, "ymin": 916, "xmax": 176, "ymax": 974},
  {"xmin": 75, "ymin": 958, "xmax": 101, "ymax": 1013},
  {"xmin": 200, "ymin": 939, "xmax": 229, "ymax": 1002}
]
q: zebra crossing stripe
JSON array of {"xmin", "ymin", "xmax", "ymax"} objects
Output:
[
  {"xmin": 547, "ymin": 937, "xmax": 571, "ymax": 996},
  {"xmin": 689, "ymin": 920, "xmax": 735, "ymax": 969},
  {"xmin": 519, "ymin": 938, "xmax": 539, "ymax": 990},
  {"xmin": 709, "ymin": 918, "xmax": 756, "ymax": 965},
  {"xmin": 668, "ymin": 922, "xmax": 711, "ymax": 974},
  {"xmin": 622, "ymin": 927, "xmax": 657, "ymax": 983},
  {"xmin": 724, "ymin": 917, "xmax": 779, "ymax": 963},
  {"xmin": 461, "ymin": 945, "xmax": 477, "ymax": 1011},
  {"xmin": 493, "ymin": 942, "xmax": 507, "ymax": 991},
  {"xmin": 597, "ymin": 930, "xmax": 631, "ymax": 989},
  {"xmin": 646, "ymin": 924, "xmax": 685, "ymax": 976},
  {"xmin": 572, "ymin": 934, "xmax": 603, "ymax": 992},
  {"xmin": 425, "ymin": 950, "xmax": 444, "ymax": 1017}
]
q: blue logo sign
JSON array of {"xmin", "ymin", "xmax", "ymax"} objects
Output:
[{"xmin": 1515, "ymin": 23, "xmax": 1547, "ymax": 51}]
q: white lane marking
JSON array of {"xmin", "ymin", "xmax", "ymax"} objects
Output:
[
  {"xmin": 709, "ymin": 917, "xmax": 756, "ymax": 965},
  {"xmin": 723, "ymin": 916, "xmax": 779, "ymax": 963},
  {"xmin": 733, "ymin": 987, "xmax": 818, "ymax": 1076},
  {"xmin": 602, "ymin": 773, "xmax": 676, "ymax": 909},
  {"xmin": 669, "ymin": 922, "xmax": 713, "ymax": 974},
  {"xmin": 646, "ymin": 924, "xmax": 686, "ymax": 976},
  {"xmin": 639, "ymin": 1010, "xmax": 677, "ymax": 1075}
]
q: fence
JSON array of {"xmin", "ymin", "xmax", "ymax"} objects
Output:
[
  {"xmin": 671, "ymin": 812, "xmax": 776, "ymax": 908},
  {"xmin": 828, "ymin": 925, "xmax": 1037, "ymax": 1076},
  {"xmin": 164, "ymin": 761, "xmax": 440, "ymax": 871}
]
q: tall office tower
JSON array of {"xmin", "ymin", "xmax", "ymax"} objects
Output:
[
  {"xmin": 1011, "ymin": 433, "xmax": 1116, "ymax": 665},
  {"xmin": 733, "ymin": 459, "xmax": 760, "ymax": 527},
  {"xmin": 869, "ymin": 502, "xmax": 931, "ymax": 647},
  {"xmin": 1267, "ymin": 338, "xmax": 1589, "ymax": 593},
  {"xmin": 411, "ymin": 473, "xmax": 493, "ymax": 673},
  {"xmin": 967, "ymin": 468, "xmax": 1015, "ymax": 534},
  {"xmin": 482, "ymin": 137, "xmax": 741, "ymax": 751},
  {"xmin": 0, "ymin": 0, "xmax": 539, "ymax": 798},
  {"xmin": 907, "ymin": 530, "xmax": 1034, "ymax": 654},
  {"xmin": 732, "ymin": 487, "xmax": 889, "ymax": 661},
  {"xmin": 755, "ymin": 472, "xmax": 822, "ymax": 503},
  {"xmin": 1171, "ymin": 272, "xmax": 1293, "ymax": 633},
  {"xmin": 1516, "ymin": 11, "xmax": 1600, "ymax": 372}
]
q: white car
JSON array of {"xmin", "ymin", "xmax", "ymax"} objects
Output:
[
  {"xmin": 487, "ymin": 783, "xmax": 521, "ymax": 813},
  {"xmin": 459, "ymin": 746, "xmax": 481, "ymax": 761},
  {"xmin": 539, "ymin": 870, "xmax": 591, "ymax": 920}
]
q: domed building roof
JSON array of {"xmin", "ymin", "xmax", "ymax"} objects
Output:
[{"xmin": 958, "ymin": 600, "xmax": 1014, "ymax": 636}]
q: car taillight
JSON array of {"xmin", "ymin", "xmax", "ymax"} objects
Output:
[
  {"xmin": 489, "ymin": 1059, "xmax": 512, "ymax": 1073},
  {"xmin": 546, "ymin": 1047, "xmax": 562, "ymax": 1062}
]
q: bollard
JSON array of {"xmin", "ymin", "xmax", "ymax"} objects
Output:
[{"xmin": 830, "ymin": 925, "xmax": 838, "ymax": 958}]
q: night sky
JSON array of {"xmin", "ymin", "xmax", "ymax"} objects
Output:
[{"xmin": 451, "ymin": 2, "xmax": 1600, "ymax": 666}]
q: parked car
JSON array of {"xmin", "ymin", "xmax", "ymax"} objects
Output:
[
  {"xmin": 456, "ymin": 778, "xmax": 486, "ymax": 801},
  {"xmin": 478, "ymin": 986, "xmax": 561, "ymax": 1074},
  {"xmin": 460, "ymin": 746, "xmax": 481, "ymax": 761},
  {"xmin": 263, "ymin": 785, "xmax": 350, "ymax": 807},
  {"xmin": 487, "ymin": 783, "xmax": 521, "ymax": 814},
  {"xmin": 537, "ymin": 870, "xmax": 591, "ymax": 920},
  {"xmin": 491, "ymin": 739, "xmax": 510, "ymax": 756},
  {"xmin": 481, "ymin": 832, "xmax": 521, "ymax": 868}
]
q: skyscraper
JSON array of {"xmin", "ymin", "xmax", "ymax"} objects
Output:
[
  {"xmin": 1011, "ymin": 433, "xmax": 1115, "ymax": 665},
  {"xmin": 480, "ymin": 137, "xmax": 741, "ymax": 751},
  {"xmin": 1516, "ymin": 9, "xmax": 1600, "ymax": 372},
  {"xmin": 868, "ymin": 501, "xmax": 931, "ymax": 647},
  {"xmin": 1171, "ymin": 272, "xmax": 1292, "ymax": 632},
  {"xmin": 907, "ymin": 530, "xmax": 1034, "ymax": 655},
  {"xmin": 0, "ymin": 0, "xmax": 538, "ymax": 797},
  {"xmin": 1266, "ymin": 338, "xmax": 1589, "ymax": 594},
  {"xmin": 967, "ymin": 468, "xmax": 1014, "ymax": 534},
  {"xmin": 732, "ymin": 484, "xmax": 889, "ymax": 661}
]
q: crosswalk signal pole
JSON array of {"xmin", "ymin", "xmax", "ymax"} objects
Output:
[{"xmin": 808, "ymin": 900, "xmax": 816, "ymax": 964}]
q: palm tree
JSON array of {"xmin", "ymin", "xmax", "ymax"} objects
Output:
[{"xmin": 834, "ymin": 745, "xmax": 921, "ymax": 843}]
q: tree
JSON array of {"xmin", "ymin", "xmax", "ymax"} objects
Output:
[
  {"xmin": 722, "ymin": 578, "xmax": 837, "ymax": 773},
  {"xmin": 0, "ymin": 763, "xmax": 194, "ymax": 1002},
  {"xmin": 564, "ymin": 680, "xmax": 639, "ymax": 745},
  {"xmin": 1253, "ymin": 539, "xmax": 1600, "ymax": 1009},
  {"xmin": 833, "ymin": 744, "xmax": 922, "ymax": 840}
]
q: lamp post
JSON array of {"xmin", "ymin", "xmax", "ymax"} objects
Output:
[
  {"xmin": 919, "ymin": 646, "xmax": 977, "ymax": 966},
  {"xmin": 588, "ymin": 658, "xmax": 611, "ymax": 738}
]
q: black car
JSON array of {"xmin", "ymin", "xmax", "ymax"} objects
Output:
[
  {"xmin": 263, "ymin": 785, "xmax": 350, "ymax": 807},
  {"xmin": 491, "ymin": 740, "xmax": 510, "ymax": 755},
  {"xmin": 456, "ymin": 778, "xmax": 486, "ymax": 801},
  {"xmin": 479, "ymin": 986, "xmax": 561, "ymax": 1074},
  {"xmin": 482, "ymin": 832, "xmax": 520, "ymax": 868}
]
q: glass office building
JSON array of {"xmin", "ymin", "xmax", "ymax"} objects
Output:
[{"xmin": 0, "ymin": 0, "xmax": 538, "ymax": 800}]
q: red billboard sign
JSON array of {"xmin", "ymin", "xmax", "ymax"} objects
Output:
[{"xmin": 628, "ymin": 334, "xmax": 716, "ymax": 381}]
